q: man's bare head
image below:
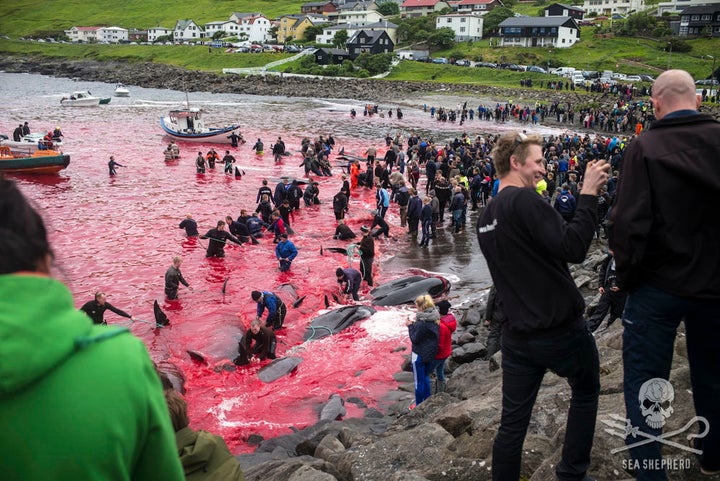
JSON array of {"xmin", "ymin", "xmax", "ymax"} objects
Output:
[{"xmin": 651, "ymin": 70, "xmax": 700, "ymax": 119}]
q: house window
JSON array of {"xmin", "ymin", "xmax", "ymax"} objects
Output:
[
  {"xmin": 691, "ymin": 15, "xmax": 700, "ymax": 21},
  {"xmin": 701, "ymin": 14, "xmax": 711, "ymax": 21},
  {"xmin": 460, "ymin": 27, "xmax": 466, "ymax": 32},
  {"xmin": 461, "ymin": 18, "xmax": 466, "ymax": 22},
  {"xmin": 447, "ymin": 18, "xmax": 452, "ymax": 22}
]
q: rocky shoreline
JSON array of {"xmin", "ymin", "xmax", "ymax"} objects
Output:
[
  {"xmin": 2, "ymin": 56, "xmax": 719, "ymax": 124},
  {"xmin": 231, "ymin": 240, "xmax": 702, "ymax": 481}
]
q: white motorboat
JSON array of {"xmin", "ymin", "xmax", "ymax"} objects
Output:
[
  {"xmin": 0, "ymin": 133, "xmax": 63, "ymax": 155},
  {"xmin": 160, "ymin": 106, "xmax": 242, "ymax": 144},
  {"xmin": 114, "ymin": 84, "xmax": 130, "ymax": 97},
  {"xmin": 60, "ymin": 90, "xmax": 101, "ymax": 107}
]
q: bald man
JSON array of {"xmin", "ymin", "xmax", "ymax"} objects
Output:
[{"xmin": 608, "ymin": 69, "xmax": 720, "ymax": 480}]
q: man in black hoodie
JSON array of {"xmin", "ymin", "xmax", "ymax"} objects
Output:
[{"xmin": 477, "ymin": 131, "xmax": 609, "ymax": 481}]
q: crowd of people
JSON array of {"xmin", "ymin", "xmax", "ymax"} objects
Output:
[{"xmin": 2, "ymin": 68, "xmax": 717, "ymax": 481}]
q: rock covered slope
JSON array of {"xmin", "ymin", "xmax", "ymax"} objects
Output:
[{"xmin": 235, "ymin": 242, "xmax": 704, "ymax": 481}]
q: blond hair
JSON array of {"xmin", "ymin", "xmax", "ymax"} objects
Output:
[{"xmin": 415, "ymin": 294, "xmax": 435, "ymax": 311}]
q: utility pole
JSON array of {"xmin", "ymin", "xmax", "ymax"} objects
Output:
[{"xmin": 709, "ymin": 54, "xmax": 717, "ymax": 86}]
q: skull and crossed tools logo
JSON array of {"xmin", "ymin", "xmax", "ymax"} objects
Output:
[{"xmin": 603, "ymin": 378, "xmax": 710, "ymax": 455}]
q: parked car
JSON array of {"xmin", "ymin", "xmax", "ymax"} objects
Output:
[
  {"xmin": 639, "ymin": 74, "xmax": 655, "ymax": 82},
  {"xmin": 499, "ymin": 63, "xmax": 524, "ymax": 71},
  {"xmin": 626, "ymin": 75, "xmax": 642, "ymax": 82},
  {"xmin": 455, "ymin": 59, "xmax": 471, "ymax": 67},
  {"xmin": 526, "ymin": 65, "xmax": 547, "ymax": 74},
  {"xmin": 695, "ymin": 79, "xmax": 719, "ymax": 86},
  {"xmin": 582, "ymin": 70, "xmax": 600, "ymax": 79},
  {"xmin": 414, "ymin": 56, "xmax": 430, "ymax": 63},
  {"xmin": 475, "ymin": 61, "xmax": 497, "ymax": 69},
  {"xmin": 551, "ymin": 67, "xmax": 576, "ymax": 76},
  {"xmin": 432, "ymin": 57, "xmax": 449, "ymax": 64}
]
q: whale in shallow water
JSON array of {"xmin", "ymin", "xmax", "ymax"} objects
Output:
[
  {"xmin": 370, "ymin": 276, "xmax": 451, "ymax": 306},
  {"xmin": 303, "ymin": 305, "xmax": 377, "ymax": 341},
  {"xmin": 258, "ymin": 356, "xmax": 303, "ymax": 383},
  {"xmin": 319, "ymin": 394, "xmax": 346, "ymax": 421}
]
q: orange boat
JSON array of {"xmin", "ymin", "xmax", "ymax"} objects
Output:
[{"xmin": 0, "ymin": 146, "xmax": 70, "ymax": 174}]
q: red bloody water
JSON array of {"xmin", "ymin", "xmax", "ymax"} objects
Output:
[
  {"xmin": 4, "ymin": 73, "xmax": 555, "ymax": 452},
  {"xmin": 1, "ymin": 74, "xmax": 451, "ymax": 453}
]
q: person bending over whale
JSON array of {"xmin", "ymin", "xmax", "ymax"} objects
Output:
[
  {"xmin": 336, "ymin": 267, "xmax": 362, "ymax": 301},
  {"xmin": 252, "ymin": 290, "xmax": 287, "ymax": 330},
  {"xmin": 201, "ymin": 220, "xmax": 242, "ymax": 258},
  {"xmin": 80, "ymin": 291, "xmax": 135, "ymax": 325},
  {"xmin": 233, "ymin": 319, "xmax": 277, "ymax": 366}
]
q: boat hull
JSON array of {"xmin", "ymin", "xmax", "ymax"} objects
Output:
[
  {"xmin": 61, "ymin": 98, "xmax": 100, "ymax": 107},
  {"xmin": 114, "ymin": 90, "xmax": 130, "ymax": 97},
  {"xmin": 0, "ymin": 153, "xmax": 70, "ymax": 174},
  {"xmin": 160, "ymin": 117, "xmax": 241, "ymax": 144}
]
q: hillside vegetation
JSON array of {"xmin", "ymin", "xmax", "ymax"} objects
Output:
[{"xmin": 0, "ymin": 0, "xmax": 716, "ymax": 84}]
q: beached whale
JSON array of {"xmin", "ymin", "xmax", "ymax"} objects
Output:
[
  {"xmin": 303, "ymin": 305, "xmax": 377, "ymax": 341},
  {"xmin": 319, "ymin": 394, "xmax": 346, "ymax": 421},
  {"xmin": 258, "ymin": 356, "xmax": 303, "ymax": 383},
  {"xmin": 370, "ymin": 275, "xmax": 451, "ymax": 306}
]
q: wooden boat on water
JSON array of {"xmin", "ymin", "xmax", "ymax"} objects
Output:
[
  {"xmin": 0, "ymin": 146, "xmax": 70, "ymax": 174},
  {"xmin": 160, "ymin": 99, "xmax": 241, "ymax": 144}
]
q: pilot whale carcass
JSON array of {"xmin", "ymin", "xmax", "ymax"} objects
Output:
[
  {"xmin": 370, "ymin": 276, "xmax": 450, "ymax": 306},
  {"xmin": 303, "ymin": 305, "xmax": 376, "ymax": 341}
]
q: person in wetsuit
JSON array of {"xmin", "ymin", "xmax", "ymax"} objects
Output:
[
  {"xmin": 233, "ymin": 319, "xmax": 277, "ymax": 366},
  {"xmin": 200, "ymin": 220, "xmax": 242, "ymax": 258},
  {"xmin": 80, "ymin": 291, "xmax": 135, "ymax": 325},
  {"xmin": 251, "ymin": 290, "xmax": 287, "ymax": 330}
]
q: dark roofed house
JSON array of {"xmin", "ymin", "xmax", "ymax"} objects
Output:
[
  {"xmin": 301, "ymin": 1, "xmax": 338, "ymax": 15},
  {"xmin": 315, "ymin": 47, "xmax": 352, "ymax": 65},
  {"xmin": 679, "ymin": 5, "xmax": 720, "ymax": 37},
  {"xmin": 346, "ymin": 29, "xmax": 395, "ymax": 59},
  {"xmin": 544, "ymin": 3, "xmax": 584, "ymax": 21},
  {"xmin": 498, "ymin": 16, "xmax": 580, "ymax": 47}
]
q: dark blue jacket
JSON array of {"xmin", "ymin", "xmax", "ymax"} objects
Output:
[
  {"xmin": 257, "ymin": 291, "xmax": 284, "ymax": 319},
  {"xmin": 407, "ymin": 196, "xmax": 422, "ymax": 219},
  {"xmin": 408, "ymin": 308, "xmax": 440, "ymax": 362}
]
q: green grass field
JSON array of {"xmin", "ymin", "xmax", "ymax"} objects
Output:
[{"xmin": 0, "ymin": 0, "xmax": 716, "ymax": 83}]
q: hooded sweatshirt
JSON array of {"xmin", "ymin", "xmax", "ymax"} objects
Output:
[
  {"xmin": 408, "ymin": 307, "xmax": 440, "ymax": 362},
  {"xmin": 0, "ymin": 273, "xmax": 184, "ymax": 481}
]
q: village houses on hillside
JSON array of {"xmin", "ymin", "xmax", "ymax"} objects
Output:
[{"xmin": 63, "ymin": 0, "xmax": 596, "ymax": 57}]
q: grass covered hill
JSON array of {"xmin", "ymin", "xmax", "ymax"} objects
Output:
[{"xmin": 0, "ymin": 0, "xmax": 305, "ymax": 38}]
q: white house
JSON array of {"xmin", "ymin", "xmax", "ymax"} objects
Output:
[
  {"xmin": 226, "ymin": 13, "xmax": 272, "ymax": 43},
  {"xmin": 64, "ymin": 26, "xmax": 100, "ymax": 43},
  {"xmin": 205, "ymin": 20, "xmax": 243, "ymax": 39},
  {"xmin": 148, "ymin": 27, "xmax": 173, "ymax": 43},
  {"xmin": 436, "ymin": 13, "xmax": 484, "ymax": 41},
  {"xmin": 581, "ymin": 0, "xmax": 645, "ymax": 16},
  {"xmin": 174, "ymin": 19, "xmax": 205, "ymax": 43},
  {"xmin": 498, "ymin": 16, "xmax": 580, "ymax": 47},
  {"xmin": 334, "ymin": 9, "xmax": 385, "ymax": 24},
  {"xmin": 97, "ymin": 26, "xmax": 129, "ymax": 43}
]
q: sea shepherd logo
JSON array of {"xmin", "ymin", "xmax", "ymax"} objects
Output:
[{"xmin": 602, "ymin": 378, "xmax": 709, "ymax": 471}]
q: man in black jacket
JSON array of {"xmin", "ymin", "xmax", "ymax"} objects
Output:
[
  {"xmin": 80, "ymin": 291, "xmax": 135, "ymax": 325},
  {"xmin": 201, "ymin": 221, "xmax": 242, "ymax": 258},
  {"xmin": 608, "ymin": 69, "xmax": 720, "ymax": 478},
  {"xmin": 234, "ymin": 319, "xmax": 277, "ymax": 366},
  {"xmin": 477, "ymin": 131, "xmax": 609, "ymax": 481}
]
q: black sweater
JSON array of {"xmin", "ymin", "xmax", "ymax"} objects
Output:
[{"xmin": 477, "ymin": 186, "xmax": 597, "ymax": 338}]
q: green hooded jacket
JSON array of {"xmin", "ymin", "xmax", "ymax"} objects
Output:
[{"xmin": 0, "ymin": 274, "xmax": 184, "ymax": 481}]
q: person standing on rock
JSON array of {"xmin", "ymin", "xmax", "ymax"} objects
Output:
[
  {"xmin": 407, "ymin": 294, "xmax": 440, "ymax": 408},
  {"xmin": 585, "ymin": 249, "xmax": 627, "ymax": 333},
  {"xmin": 608, "ymin": 69, "xmax": 720, "ymax": 479},
  {"xmin": 477, "ymin": 131, "xmax": 609, "ymax": 481}
]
